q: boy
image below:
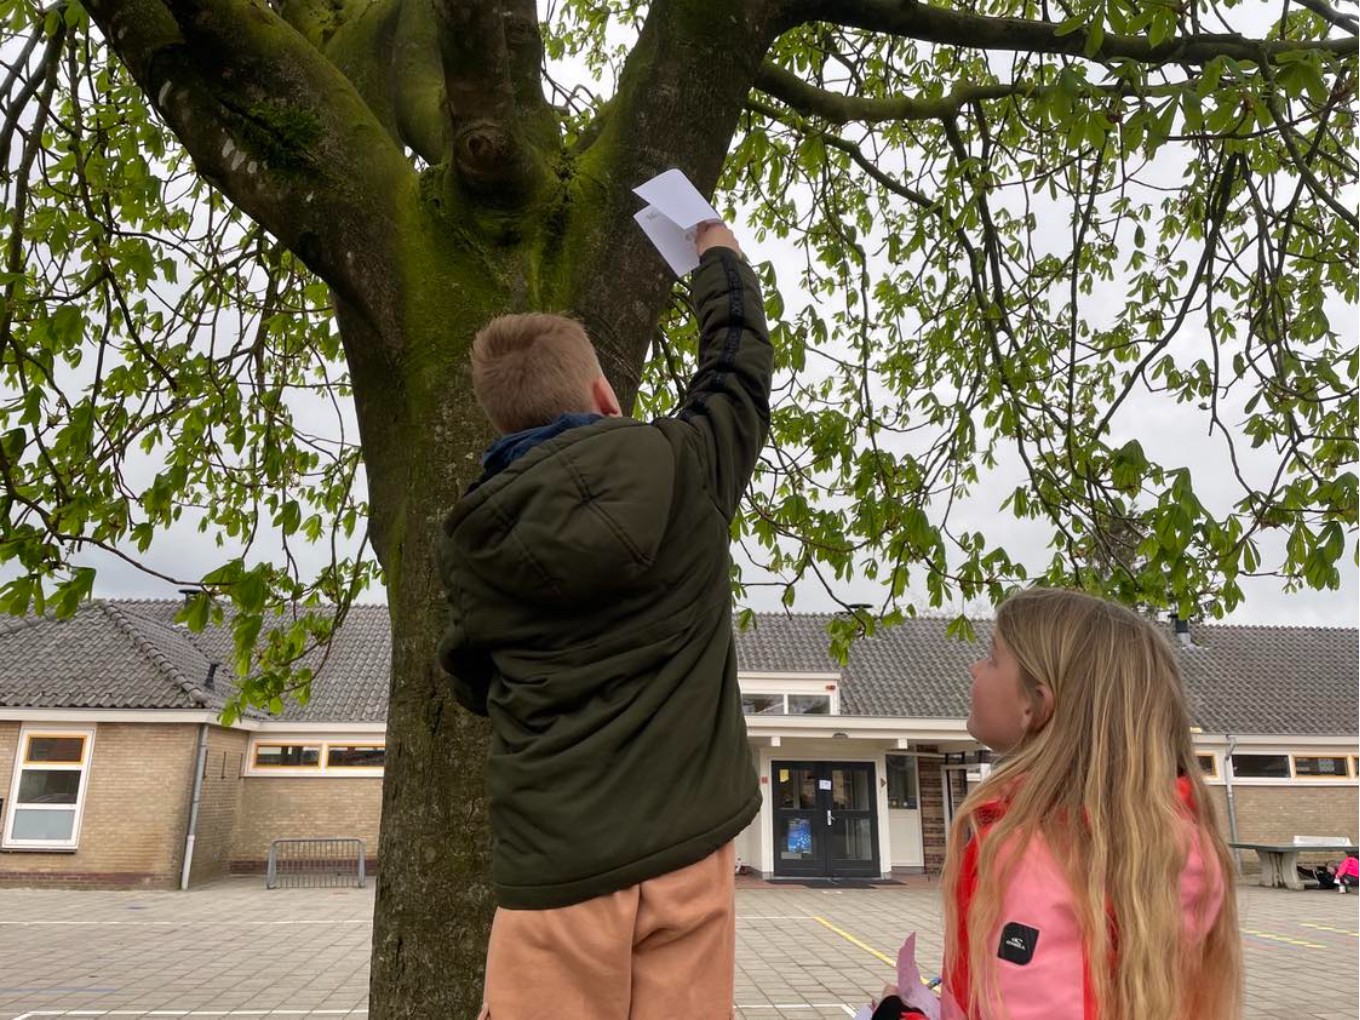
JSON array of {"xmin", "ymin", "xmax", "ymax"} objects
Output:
[{"xmin": 438, "ymin": 221, "xmax": 771, "ymax": 1018}]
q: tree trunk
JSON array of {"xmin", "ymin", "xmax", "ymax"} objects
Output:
[{"xmin": 371, "ymin": 482, "xmax": 496, "ymax": 1017}]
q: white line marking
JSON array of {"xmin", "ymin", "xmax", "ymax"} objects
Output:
[
  {"xmin": 7, "ymin": 1017, "xmax": 369, "ymax": 1020},
  {"xmin": 735, "ymin": 1006, "xmax": 853, "ymax": 1011},
  {"xmin": 0, "ymin": 920, "xmax": 369, "ymax": 927}
]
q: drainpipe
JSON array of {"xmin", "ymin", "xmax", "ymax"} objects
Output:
[
  {"xmin": 1223, "ymin": 734, "xmax": 1242, "ymax": 875},
  {"xmin": 180, "ymin": 722, "xmax": 210, "ymax": 890}
]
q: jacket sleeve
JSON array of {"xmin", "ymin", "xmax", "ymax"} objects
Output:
[
  {"xmin": 436, "ymin": 525, "xmax": 494, "ymax": 717},
  {"xmin": 675, "ymin": 247, "xmax": 774, "ymax": 518},
  {"xmin": 870, "ymin": 995, "xmax": 928, "ymax": 1019},
  {"xmin": 437, "ymin": 618, "xmax": 493, "ymax": 717}
]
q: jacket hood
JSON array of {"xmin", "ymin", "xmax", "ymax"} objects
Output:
[{"xmin": 444, "ymin": 418, "xmax": 678, "ymax": 604}]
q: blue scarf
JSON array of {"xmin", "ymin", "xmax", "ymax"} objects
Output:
[{"xmin": 477, "ymin": 413, "xmax": 603, "ymax": 483}]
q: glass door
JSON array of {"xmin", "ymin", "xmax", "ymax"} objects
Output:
[
  {"xmin": 772, "ymin": 763, "xmax": 823, "ymax": 877},
  {"xmin": 827, "ymin": 764, "xmax": 878, "ymax": 876},
  {"xmin": 772, "ymin": 761, "xmax": 880, "ymax": 878}
]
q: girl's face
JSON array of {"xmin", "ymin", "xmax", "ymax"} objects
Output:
[{"xmin": 967, "ymin": 631, "xmax": 1044, "ymax": 753}]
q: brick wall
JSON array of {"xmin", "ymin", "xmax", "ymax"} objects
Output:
[
  {"xmin": 918, "ymin": 750, "xmax": 946, "ymax": 875},
  {"xmin": 0, "ymin": 722, "xmax": 197, "ymax": 888},
  {"xmin": 185, "ymin": 726, "xmax": 250, "ymax": 884},
  {"xmin": 230, "ymin": 775, "xmax": 382, "ymax": 871},
  {"xmin": 0, "ymin": 721, "xmax": 18, "ymax": 824},
  {"xmin": 1206, "ymin": 784, "xmax": 1360, "ymax": 873}
]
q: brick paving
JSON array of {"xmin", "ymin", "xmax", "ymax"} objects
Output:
[{"xmin": 0, "ymin": 879, "xmax": 1354, "ymax": 1018}]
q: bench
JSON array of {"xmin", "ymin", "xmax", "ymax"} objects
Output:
[{"xmin": 1229, "ymin": 836, "xmax": 1355, "ymax": 890}]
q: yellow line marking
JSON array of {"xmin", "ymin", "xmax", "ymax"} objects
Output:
[
  {"xmin": 808, "ymin": 916, "xmax": 936, "ymax": 991},
  {"xmin": 1241, "ymin": 927, "xmax": 1326, "ymax": 949},
  {"xmin": 811, "ymin": 915, "xmax": 896, "ymax": 967},
  {"xmin": 1300, "ymin": 922, "xmax": 1360, "ymax": 937}
]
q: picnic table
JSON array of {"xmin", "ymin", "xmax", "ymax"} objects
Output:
[{"xmin": 1229, "ymin": 840, "xmax": 1356, "ymax": 890}]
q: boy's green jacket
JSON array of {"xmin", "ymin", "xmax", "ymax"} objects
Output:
[{"xmin": 438, "ymin": 249, "xmax": 772, "ymax": 909}]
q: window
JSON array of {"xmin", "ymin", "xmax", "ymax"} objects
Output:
[
  {"xmin": 1293, "ymin": 756, "xmax": 1351, "ymax": 778},
  {"xmin": 327, "ymin": 745, "xmax": 386, "ymax": 768},
  {"xmin": 740, "ymin": 693, "xmax": 833, "ymax": 716},
  {"xmin": 741, "ymin": 694, "xmax": 785, "ymax": 716},
  {"xmin": 3, "ymin": 729, "xmax": 94, "ymax": 850},
  {"xmin": 886, "ymin": 756, "xmax": 918, "ymax": 810},
  {"xmin": 247, "ymin": 739, "xmax": 385, "ymax": 774},
  {"xmin": 1230, "ymin": 754, "xmax": 1290, "ymax": 779},
  {"xmin": 787, "ymin": 695, "xmax": 831, "ymax": 715},
  {"xmin": 1196, "ymin": 754, "xmax": 1218, "ymax": 779},
  {"xmin": 254, "ymin": 744, "xmax": 321, "ymax": 768}
]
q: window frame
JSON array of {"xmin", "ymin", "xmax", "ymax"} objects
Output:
[
  {"xmin": 245, "ymin": 737, "xmax": 385, "ymax": 777},
  {"xmin": 1195, "ymin": 753, "xmax": 1219, "ymax": 780},
  {"xmin": 1290, "ymin": 754, "xmax": 1353, "ymax": 780},
  {"xmin": 737, "ymin": 676, "xmax": 840, "ymax": 717},
  {"xmin": 1228, "ymin": 752, "xmax": 1292, "ymax": 780},
  {"xmin": 251, "ymin": 743, "xmax": 323, "ymax": 770},
  {"xmin": 3, "ymin": 726, "xmax": 96, "ymax": 851},
  {"xmin": 324, "ymin": 743, "xmax": 387, "ymax": 770},
  {"xmin": 885, "ymin": 754, "xmax": 920, "ymax": 811}
]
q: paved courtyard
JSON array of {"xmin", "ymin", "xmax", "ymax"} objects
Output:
[{"xmin": 0, "ymin": 878, "xmax": 1354, "ymax": 1019}]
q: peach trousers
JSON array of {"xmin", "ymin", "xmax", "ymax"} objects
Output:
[{"xmin": 479, "ymin": 842, "xmax": 736, "ymax": 1019}]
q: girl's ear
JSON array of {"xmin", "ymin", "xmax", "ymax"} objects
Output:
[{"xmin": 1029, "ymin": 683, "xmax": 1055, "ymax": 733}]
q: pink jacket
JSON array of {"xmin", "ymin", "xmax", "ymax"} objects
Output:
[
  {"xmin": 944, "ymin": 776, "xmax": 1226, "ymax": 1019},
  {"xmin": 1337, "ymin": 856, "xmax": 1359, "ymax": 881}
]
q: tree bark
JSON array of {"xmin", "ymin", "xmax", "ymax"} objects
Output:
[{"xmin": 369, "ymin": 394, "xmax": 496, "ymax": 1018}]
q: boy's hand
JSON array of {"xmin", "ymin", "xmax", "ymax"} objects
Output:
[{"xmin": 695, "ymin": 221, "xmax": 741, "ymax": 258}]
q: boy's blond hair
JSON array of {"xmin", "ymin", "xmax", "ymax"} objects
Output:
[{"xmin": 471, "ymin": 313, "xmax": 603, "ymax": 434}]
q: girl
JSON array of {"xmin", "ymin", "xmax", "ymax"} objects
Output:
[{"xmin": 925, "ymin": 588, "xmax": 1240, "ymax": 1019}]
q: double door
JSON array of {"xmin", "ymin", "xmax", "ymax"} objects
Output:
[{"xmin": 772, "ymin": 761, "xmax": 880, "ymax": 878}]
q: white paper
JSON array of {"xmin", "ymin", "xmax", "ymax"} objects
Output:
[
  {"xmin": 818, "ymin": 779, "xmax": 833, "ymax": 790},
  {"xmin": 631, "ymin": 169, "xmax": 721, "ymax": 276},
  {"xmin": 633, "ymin": 207, "xmax": 702, "ymax": 276},
  {"xmin": 634, "ymin": 168, "xmax": 721, "ymax": 230}
]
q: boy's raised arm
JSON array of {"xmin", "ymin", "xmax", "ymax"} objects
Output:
[{"xmin": 675, "ymin": 223, "xmax": 774, "ymax": 518}]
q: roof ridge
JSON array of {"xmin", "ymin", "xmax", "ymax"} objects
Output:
[{"xmin": 97, "ymin": 601, "xmax": 208, "ymax": 708}]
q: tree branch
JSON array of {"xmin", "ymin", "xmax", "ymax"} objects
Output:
[
  {"xmin": 557, "ymin": 0, "xmax": 784, "ymax": 404},
  {"xmin": 432, "ymin": 0, "xmax": 553, "ymax": 202},
  {"xmin": 788, "ymin": 0, "xmax": 1355, "ymax": 63},
  {"xmin": 87, "ymin": 0, "xmax": 418, "ymax": 343},
  {"xmin": 1290, "ymin": 0, "xmax": 1359, "ymax": 36},
  {"xmin": 756, "ymin": 61, "xmax": 1017, "ymax": 123},
  {"xmin": 756, "ymin": 61, "xmax": 1194, "ymax": 126}
]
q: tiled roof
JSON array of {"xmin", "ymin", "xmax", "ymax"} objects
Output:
[
  {"xmin": 116, "ymin": 600, "xmax": 390, "ymax": 724},
  {"xmin": 2, "ymin": 601, "xmax": 1355, "ymax": 737},
  {"xmin": 0, "ymin": 602, "xmax": 217, "ymax": 710},
  {"xmin": 736, "ymin": 613, "xmax": 992, "ymax": 719},
  {"xmin": 737, "ymin": 613, "xmax": 1360, "ymax": 736}
]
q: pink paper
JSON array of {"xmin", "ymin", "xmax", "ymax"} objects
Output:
[{"xmin": 850, "ymin": 933, "xmax": 964, "ymax": 1020}]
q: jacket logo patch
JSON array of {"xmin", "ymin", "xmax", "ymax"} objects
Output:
[{"xmin": 997, "ymin": 921, "xmax": 1040, "ymax": 965}]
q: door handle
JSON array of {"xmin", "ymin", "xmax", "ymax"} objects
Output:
[{"xmin": 826, "ymin": 810, "xmax": 833, "ymax": 826}]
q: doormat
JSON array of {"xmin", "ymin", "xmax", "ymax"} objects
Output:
[{"xmin": 773, "ymin": 878, "xmax": 904, "ymax": 889}]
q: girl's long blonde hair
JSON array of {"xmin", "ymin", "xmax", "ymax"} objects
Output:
[{"xmin": 941, "ymin": 588, "xmax": 1242, "ymax": 1020}]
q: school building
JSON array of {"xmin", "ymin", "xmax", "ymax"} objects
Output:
[{"xmin": 0, "ymin": 600, "xmax": 1355, "ymax": 887}]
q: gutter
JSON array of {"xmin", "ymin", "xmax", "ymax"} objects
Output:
[
  {"xmin": 1222, "ymin": 733, "xmax": 1241, "ymax": 875},
  {"xmin": 180, "ymin": 721, "xmax": 210, "ymax": 891}
]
